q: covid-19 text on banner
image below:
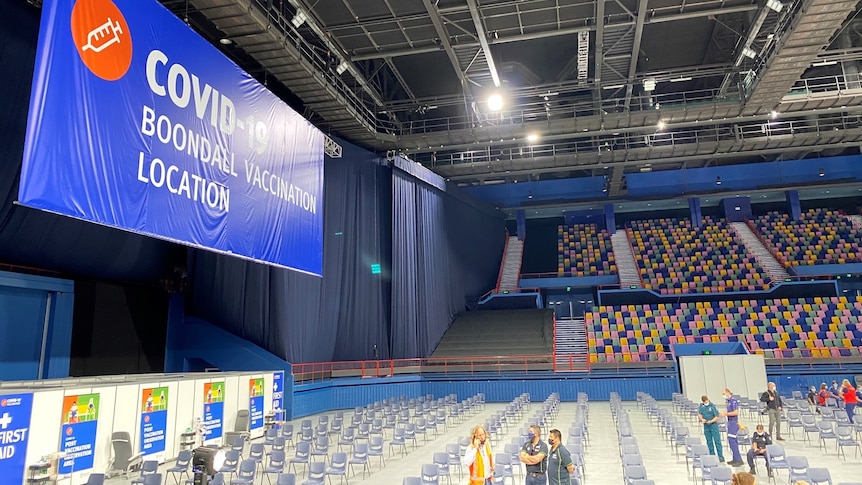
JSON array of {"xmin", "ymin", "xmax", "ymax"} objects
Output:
[{"xmin": 20, "ymin": 0, "xmax": 323, "ymax": 275}]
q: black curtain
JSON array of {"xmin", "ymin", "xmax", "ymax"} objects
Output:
[
  {"xmin": 390, "ymin": 170, "xmax": 505, "ymax": 358},
  {"xmin": 187, "ymin": 138, "xmax": 391, "ymax": 363},
  {"xmin": 0, "ymin": 0, "xmax": 183, "ymax": 283}
]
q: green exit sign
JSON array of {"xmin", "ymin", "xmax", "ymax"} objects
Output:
[{"xmin": 370, "ymin": 263, "xmax": 381, "ymax": 274}]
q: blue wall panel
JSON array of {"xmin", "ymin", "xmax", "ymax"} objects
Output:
[
  {"xmin": 421, "ymin": 375, "xmax": 679, "ymax": 402},
  {"xmin": 767, "ymin": 371, "xmax": 860, "ymax": 397},
  {"xmin": 293, "ymin": 377, "xmax": 422, "ymax": 418},
  {"xmin": 0, "ymin": 270, "xmax": 74, "ymax": 380}
]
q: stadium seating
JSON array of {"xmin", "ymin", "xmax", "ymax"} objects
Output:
[
  {"xmin": 627, "ymin": 217, "xmax": 771, "ymax": 294},
  {"xmin": 751, "ymin": 209, "xmax": 862, "ymax": 268},
  {"xmin": 585, "ymin": 296, "xmax": 862, "ymax": 363},
  {"xmin": 556, "ymin": 224, "xmax": 617, "ymax": 277}
]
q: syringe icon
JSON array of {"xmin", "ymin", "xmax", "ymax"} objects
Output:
[{"xmin": 81, "ymin": 17, "xmax": 123, "ymax": 53}]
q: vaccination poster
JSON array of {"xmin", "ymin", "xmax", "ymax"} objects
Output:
[
  {"xmin": 249, "ymin": 378, "xmax": 264, "ymax": 430},
  {"xmin": 59, "ymin": 393, "xmax": 100, "ymax": 474},
  {"xmin": 140, "ymin": 387, "xmax": 168, "ymax": 454},
  {"xmin": 272, "ymin": 371, "xmax": 284, "ymax": 430},
  {"xmin": 203, "ymin": 381, "xmax": 224, "ymax": 440}
]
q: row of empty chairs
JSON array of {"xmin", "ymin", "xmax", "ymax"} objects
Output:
[
  {"xmin": 556, "ymin": 224, "xmax": 617, "ymax": 277},
  {"xmin": 583, "ymin": 297, "xmax": 862, "ymax": 362},
  {"xmin": 612, "ymin": 392, "xmax": 655, "ymax": 485},
  {"xmin": 627, "ymin": 217, "xmax": 771, "ymax": 293},
  {"xmin": 752, "ymin": 209, "xmax": 862, "ymax": 268}
]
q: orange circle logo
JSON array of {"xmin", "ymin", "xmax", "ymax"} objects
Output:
[
  {"xmin": 0, "ymin": 400, "xmax": 6, "ymax": 407},
  {"xmin": 66, "ymin": 427, "xmax": 74, "ymax": 436},
  {"xmin": 144, "ymin": 415, "xmax": 150, "ymax": 423},
  {"xmin": 70, "ymin": 0, "xmax": 133, "ymax": 81}
]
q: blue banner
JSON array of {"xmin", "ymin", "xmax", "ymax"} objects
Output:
[
  {"xmin": 0, "ymin": 394, "xmax": 33, "ymax": 485},
  {"xmin": 140, "ymin": 387, "xmax": 168, "ymax": 455},
  {"xmin": 250, "ymin": 396, "xmax": 263, "ymax": 430},
  {"xmin": 21, "ymin": 0, "xmax": 324, "ymax": 275},
  {"xmin": 59, "ymin": 392, "xmax": 100, "ymax": 474},
  {"xmin": 203, "ymin": 381, "xmax": 224, "ymax": 441},
  {"xmin": 250, "ymin": 377, "xmax": 264, "ymax": 430},
  {"xmin": 272, "ymin": 371, "xmax": 284, "ymax": 430}
]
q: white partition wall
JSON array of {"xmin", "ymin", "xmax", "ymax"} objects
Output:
[
  {"xmin": 679, "ymin": 355, "xmax": 768, "ymax": 402},
  {"xmin": 2, "ymin": 371, "xmax": 281, "ymax": 485}
]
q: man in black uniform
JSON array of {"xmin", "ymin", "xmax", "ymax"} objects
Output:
[
  {"xmin": 520, "ymin": 424, "xmax": 549, "ymax": 485},
  {"xmin": 746, "ymin": 424, "xmax": 772, "ymax": 477}
]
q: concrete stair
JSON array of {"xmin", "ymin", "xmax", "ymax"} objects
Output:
[
  {"xmin": 554, "ymin": 317, "xmax": 588, "ymax": 371},
  {"xmin": 731, "ymin": 221, "xmax": 790, "ymax": 282},
  {"xmin": 611, "ymin": 231, "xmax": 641, "ymax": 288},
  {"xmin": 498, "ymin": 236, "xmax": 523, "ymax": 292}
]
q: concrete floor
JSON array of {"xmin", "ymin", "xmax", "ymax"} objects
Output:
[{"xmin": 98, "ymin": 398, "xmax": 862, "ymax": 485}]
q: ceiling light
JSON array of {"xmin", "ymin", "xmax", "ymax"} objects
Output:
[
  {"xmin": 487, "ymin": 93, "xmax": 504, "ymax": 112},
  {"xmin": 812, "ymin": 60, "xmax": 838, "ymax": 67},
  {"xmin": 770, "ymin": 110, "xmax": 778, "ymax": 119},
  {"xmin": 819, "ymin": 168, "xmax": 825, "ymax": 177},
  {"xmin": 528, "ymin": 191, "xmax": 533, "ymax": 199},
  {"xmin": 742, "ymin": 46, "xmax": 757, "ymax": 59},
  {"xmin": 657, "ymin": 121, "xmax": 666, "ymax": 130},
  {"xmin": 335, "ymin": 61, "xmax": 349, "ymax": 75},
  {"xmin": 219, "ymin": 38, "xmax": 233, "ymax": 45},
  {"xmin": 766, "ymin": 0, "xmax": 784, "ymax": 12},
  {"xmin": 602, "ymin": 84, "xmax": 625, "ymax": 90},
  {"xmin": 291, "ymin": 11, "xmax": 308, "ymax": 28},
  {"xmin": 716, "ymin": 176, "xmax": 722, "ymax": 186},
  {"xmin": 669, "ymin": 77, "xmax": 692, "ymax": 83},
  {"xmin": 527, "ymin": 133, "xmax": 539, "ymax": 143},
  {"xmin": 643, "ymin": 78, "xmax": 656, "ymax": 92}
]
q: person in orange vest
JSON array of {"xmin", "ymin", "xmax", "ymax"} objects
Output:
[{"xmin": 462, "ymin": 425, "xmax": 494, "ymax": 484}]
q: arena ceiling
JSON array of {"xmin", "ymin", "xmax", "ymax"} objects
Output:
[{"xmin": 151, "ymin": 0, "xmax": 862, "ymax": 194}]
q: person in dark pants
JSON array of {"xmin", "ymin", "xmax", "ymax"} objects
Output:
[
  {"xmin": 520, "ymin": 424, "xmax": 548, "ymax": 485},
  {"xmin": 698, "ymin": 395, "xmax": 724, "ymax": 462},
  {"xmin": 720, "ymin": 388, "xmax": 744, "ymax": 466},
  {"xmin": 806, "ymin": 386, "xmax": 817, "ymax": 414},
  {"xmin": 841, "ymin": 379, "xmax": 857, "ymax": 424},
  {"xmin": 746, "ymin": 424, "xmax": 772, "ymax": 477},
  {"xmin": 546, "ymin": 429, "xmax": 575, "ymax": 485},
  {"xmin": 759, "ymin": 382, "xmax": 784, "ymax": 441}
]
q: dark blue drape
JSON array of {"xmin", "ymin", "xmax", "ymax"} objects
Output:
[
  {"xmin": 187, "ymin": 138, "xmax": 391, "ymax": 363},
  {"xmin": 390, "ymin": 170, "xmax": 505, "ymax": 358},
  {"xmin": 0, "ymin": 0, "xmax": 182, "ymax": 282}
]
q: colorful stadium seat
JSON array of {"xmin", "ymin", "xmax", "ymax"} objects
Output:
[
  {"xmin": 751, "ymin": 209, "xmax": 862, "ymax": 268},
  {"xmin": 557, "ymin": 224, "xmax": 617, "ymax": 277}
]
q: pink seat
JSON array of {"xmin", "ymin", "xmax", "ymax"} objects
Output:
[
  {"xmin": 719, "ymin": 335, "xmax": 729, "ymax": 342},
  {"xmin": 830, "ymin": 348, "xmax": 841, "ymax": 358}
]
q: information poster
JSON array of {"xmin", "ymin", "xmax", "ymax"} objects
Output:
[
  {"xmin": 140, "ymin": 387, "xmax": 168, "ymax": 454},
  {"xmin": 0, "ymin": 394, "xmax": 33, "ymax": 485},
  {"xmin": 249, "ymin": 378, "xmax": 264, "ymax": 430},
  {"xmin": 59, "ymin": 393, "xmax": 99, "ymax": 474},
  {"xmin": 202, "ymin": 382, "xmax": 224, "ymax": 440}
]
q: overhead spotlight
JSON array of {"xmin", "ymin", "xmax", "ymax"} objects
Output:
[
  {"xmin": 819, "ymin": 168, "xmax": 825, "ymax": 177},
  {"xmin": 742, "ymin": 46, "xmax": 757, "ymax": 59},
  {"xmin": 528, "ymin": 191, "xmax": 533, "ymax": 199},
  {"xmin": 527, "ymin": 133, "xmax": 539, "ymax": 143},
  {"xmin": 291, "ymin": 11, "xmax": 308, "ymax": 28},
  {"xmin": 716, "ymin": 176, "xmax": 722, "ymax": 186},
  {"xmin": 657, "ymin": 120, "xmax": 666, "ymax": 130},
  {"xmin": 766, "ymin": 0, "xmax": 784, "ymax": 12},
  {"xmin": 770, "ymin": 110, "xmax": 778, "ymax": 119},
  {"xmin": 487, "ymin": 93, "xmax": 504, "ymax": 112},
  {"xmin": 335, "ymin": 61, "xmax": 349, "ymax": 75},
  {"xmin": 219, "ymin": 38, "xmax": 233, "ymax": 45},
  {"xmin": 642, "ymin": 78, "xmax": 656, "ymax": 92}
]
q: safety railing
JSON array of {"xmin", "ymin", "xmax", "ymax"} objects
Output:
[
  {"xmin": 417, "ymin": 110, "xmax": 862, "ymax": 168},
  {"xmin": 394, "ymin": 86, "xmax": 742, "ymax": 137},
  {"xmin": 757, "ymin": 348, "xmax": 862, "ymax": 369}
]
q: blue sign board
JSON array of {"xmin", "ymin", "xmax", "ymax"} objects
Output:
[
  {"xmin": 21, "ymin": 0, "xmax": 324, "ymax": 275},
  {"xmin": 140, "ymin": 387, "xmax": 168, "ymax": 455},
  {"xmin": 0, "ymin": 393, "xmax": 33, "ymax": 485},
  {"xmin": 250, "ymin": 396, "xmax": 263, "ymax": 430},
  {"xmin": 203, "ymin": 402, "xmax": 223, "ymax": 441},
  {"xmin": 272, "ymin": 371, "xmax": 284, "ymax": 430}
]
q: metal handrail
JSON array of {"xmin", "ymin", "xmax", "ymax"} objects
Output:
[{"xmin": 417, "ymin": 110, "xmax": 862, "ymax": 168}]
